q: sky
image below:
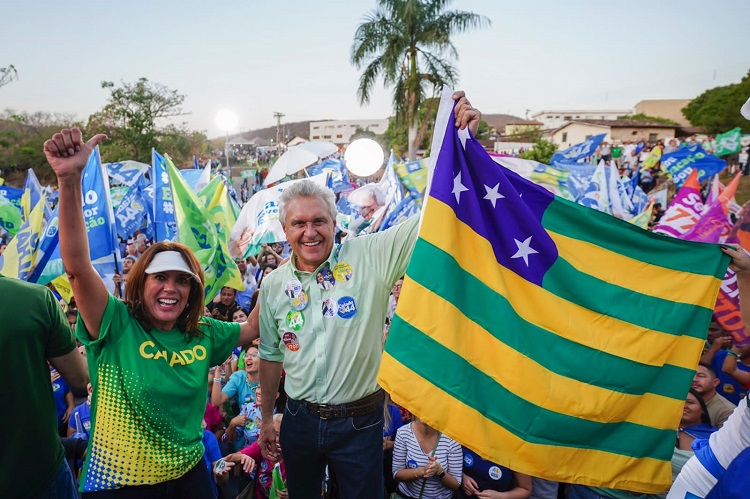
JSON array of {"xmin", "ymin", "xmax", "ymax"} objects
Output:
[{"xmin": 2, "ymin": 0, "xmax": 748, "ymax": 139}]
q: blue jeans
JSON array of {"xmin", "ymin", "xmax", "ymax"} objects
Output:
[
  {"xmin": 37, "ymin": 458, "xmax": 79, "ymax": 499},
  {"xmin": 280, "ymin": 397, "xmax": 384, "ymax": 499}
]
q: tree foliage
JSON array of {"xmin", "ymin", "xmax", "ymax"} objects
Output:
[
  {"xmin": 351, "ymin": 0, "xmax": 489, "ymax": 160},
  {"xmin": 88, "ymin": 78, "xmax": 186, "ymax": 163},
  {"xmin": 380, "ymin": 97, "xmax": 441, "ymax": 158},
  {"xmin": 520, "ymin": 139, "xmax": 558, "ymax": 165},
  {"xmin": 617, "ymin": 113, "xmax": 679, "ymax": 126},
  {"xmin": 0, "ymin": 110, "xmax": 80, "ymax": 181},
  {"xmin": 683, "ymin": 70, "xmax": 750, "ymax": 134}
]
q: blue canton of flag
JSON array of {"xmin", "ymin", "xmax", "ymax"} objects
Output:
[{"xmin": 152, "ymin": 149, "xmax": 177, "ymax": 241}]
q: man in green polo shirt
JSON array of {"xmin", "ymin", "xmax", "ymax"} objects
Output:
[{"xmin": 257, "ymin": 91, "xmax": 481, "ymax": 498}]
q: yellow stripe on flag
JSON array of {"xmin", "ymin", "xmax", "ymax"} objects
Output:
[
  {"xmin": 420, "ymin": 198, "xmax": 704, "ymax": 370},
  {"xmin": 549, "ymin": 229, "xmax": 718, "ymax": 309},
  {"xmin": 398, "ymin": 277, "xmax": 684, "ymax": 430},
  {"xmin": 378, "ymin": 352, "xmax": 672, "ymax": 493}
]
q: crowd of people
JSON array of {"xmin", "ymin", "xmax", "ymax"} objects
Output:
[{"xmin": 5, "ymin": 92, "xmax": 750, "ymax": 499}]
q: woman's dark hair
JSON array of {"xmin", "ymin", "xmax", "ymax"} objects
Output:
[
  {"xmin": 124, "ymin": 241, "xmax": 206, "ymax": 339},
  {"xmin": 688, "ymin": 388, "xmax": 712, "ymax": 426}
]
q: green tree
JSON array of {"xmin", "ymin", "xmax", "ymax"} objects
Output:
[
  {"xmin": 520, "ymin": 139, "xmax": 558, "ymax": 165},
  {"xmin": 0, "ymin": 65, "xmax": 18, "ymax": 88},
  {"xmin": 683, "ymin": 70, "xmax": 750, "ymax": 134},
  {"xmin": 351, "ymin": 0, "xmax": 489, "ymax": 161},
  {"xmin": 88, "ymin": 78, "xmax": 186, "ymax": 163},
  {"xmin": 0, "ymin": 110, "xmax": 80, "ymax": 182},
  {"xmin": 617, "ymin": 113, "xmax": 679, "ymax": 126}
]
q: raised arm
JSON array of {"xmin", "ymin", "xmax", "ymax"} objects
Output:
[
  {"xmin": 238, "ymin": 302, "xmax": 260, "ymax": 347},
  {"xmin": 44, "ymin": 129, "xmax": 109, "ymax": 339}
]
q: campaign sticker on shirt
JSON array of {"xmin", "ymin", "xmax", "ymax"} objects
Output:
[
  {"xmin": 407, "ymin": 459, "xmax": 418, "ymax": 469},
  {"xmin": 286, "ymin": 310, "xmax": 305, "ymax": 331},
  {"xmin": 316, "ymin": 268, "xmax": 336, "ymax": 290},
  {"xmin": 289, "ymin": 290, "xmax": 308, "ymax": 311},
  {"xmin": 52, "ymin": 382, "xmax": 61, "ymax": 392},
  {"xmin": 260, "ymin": 460, "xmax": 270, "ymax": 473},
  {"xmin": 723, "ymin": 383, "xmax": 736, "ymax": 394},
  {"xmin": 337, "ymin": 296, "xmax": 357, "ymax": 319},
  {"xmin": 283, "ymin": 332, "xmax": 300, "ymax": 352},
  {"xmin": 322, "ymin": 298, "xmax": 338, "ymax": 318},
  {"xmin": 333, "ymin": 262, "xmax": 353, "ymax": 282},
  {"xmin": 284, "ymin": 279, "xmax": 303, "ymax": 299},
  {"xmin": 489, "ymin": 466, "xmax": 503, "ymax": 480},
  {"xmin": 464, "ymin": 454, "xmax": 474, "ymax": 467}
]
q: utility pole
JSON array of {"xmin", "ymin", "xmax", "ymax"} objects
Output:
[{"xmin": 274, "ymin": 112, "xmax": 285, "ymax": 154}]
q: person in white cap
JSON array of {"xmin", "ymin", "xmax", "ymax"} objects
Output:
[{"xmin": 43, "ymin": 129, "xmax": 258, "ymax": 497}]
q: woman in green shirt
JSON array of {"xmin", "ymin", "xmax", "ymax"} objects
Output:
[{"xmin": 44, "ymin": 129, "xmax": 258, "ymax": 497}]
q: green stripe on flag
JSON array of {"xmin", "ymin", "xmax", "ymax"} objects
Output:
[
  {"xmin": 542, "ymin": 198, "xmax": 730, "ymax": 279},
  {"xmin": 409, "ymin": 240, "xmax": 696, "ymax": 401},
  {"xmin": 386, "ymin": 314, "xmax": 675, "ymax": 461},
  {"xmin": 544, "ymin": 257, "xmax": 713, "ymax": 341}
]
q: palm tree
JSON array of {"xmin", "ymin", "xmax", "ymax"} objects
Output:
[{"xmin": 351, "ymin": 0, "xmax": 489, "ymax": 160}]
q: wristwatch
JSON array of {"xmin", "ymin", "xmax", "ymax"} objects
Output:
[{"xmin": 437, "ymin": 471, "xmax": 446, "ymax": 479}]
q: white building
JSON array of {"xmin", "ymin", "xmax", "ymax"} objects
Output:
[
  {"xmin": 531, "ymin": 109, "xmax": 632, "ymax": 130},
  {"xmin": 309, "ymin": 119, "xmax": 390, "ymax": 146}
]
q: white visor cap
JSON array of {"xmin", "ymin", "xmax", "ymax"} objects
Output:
[{"xmin": 144, "ymin": 251, "xmax": 199, "ymax": 281}]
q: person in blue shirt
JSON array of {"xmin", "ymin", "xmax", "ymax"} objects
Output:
[
  {"xmin": 459, "ymin": 447, "xmax": 532, "ymax": 498},
  {"xmin": 51, "ymin": 366, "xmax": 74, "ymax": 435}
]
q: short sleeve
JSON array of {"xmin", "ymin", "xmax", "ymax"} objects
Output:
[
  {"xmin": 77, "ymin": 294, "xmax": 126, "ymax": 352},
  {"xmin": 222, "ymin": 371, "xmax": 244, "ymax": 399},
  {"xmin": 258, "ymin": 280, "xmax": 284, "ymax": 362},
  {"xmin": 201, "ymin": 317, "xmax": 241, "ymax": 366}
]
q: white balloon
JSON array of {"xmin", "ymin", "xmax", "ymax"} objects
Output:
[{"xmin": 345, "ymin": 139, "xmax": 385, "ymax": 177}]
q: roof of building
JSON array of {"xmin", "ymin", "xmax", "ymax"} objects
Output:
[
  {"xmin": 562, "ymin": 119, "xmax": 679, "ymax": 129},
  {"xmin": 482, "ymin": 113, "xmax": 527, "ymax": 130}
]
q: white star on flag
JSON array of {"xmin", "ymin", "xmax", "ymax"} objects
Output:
[
  {"xmin": 452, "ymin": 172, "xmax": 469, "ymax": 204},
  {"xmin": 511, "ymin": 236, "xmax": 538, "ymax": 266},
  {"xmin": 484, "ymin": 183, "xmax": 505, "ymax": 208}
]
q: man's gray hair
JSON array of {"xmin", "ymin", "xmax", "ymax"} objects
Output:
[{"xmin": 279, "ymin": 180, "xmax": 337, "ymax": 226}]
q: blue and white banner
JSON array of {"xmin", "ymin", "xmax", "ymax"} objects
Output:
[
  {"xmin": 551, "ymin": 133, "xmax": 606, "ymax": 164},
  {"xmin": 82, "ymin": 146, "xmax": 118, "ymax": 260},
  {"xmin": 662, "ymin": 144, "xmax": 728, "ymax": 188},
  {"xmin": 114, "ymin": 175, "xmax": 149, "ymax": 240},
  {"xmin": 380, "ymin": 192, "xmax": 419, "ymax": 231},
  {"xmin": 105, "ymin": 160, "xmax": 149, "ymax": 187},
  {"xmin": 152, "ymin": 149, "xmax": 177, "ymax": 241},
  {"xmin": 309, "ymin": 158, "xmax": 350, "ymax": 193}
]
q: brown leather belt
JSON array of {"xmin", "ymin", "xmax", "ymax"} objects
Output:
[{"xmin": 297, "ymin": 389, "xmax": 384, "ymax": 420}]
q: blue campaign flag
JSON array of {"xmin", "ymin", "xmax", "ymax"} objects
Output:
[
  {"xmin": 81, "ymin": 146, "xmax": 118, "ymax": 260},
  {"xmin": 553, "ymin": 161, "xmax": 596, "ymax": 202},
  {"xmin": 179, "ymin": 168, "xmax": 204, "ymax": 192},
  {"xmin": 105, "ymin": 160, "xmax": 149, "ymax": 187},
  {"xmin": 0, "ymin": 185, "xmax": 23, "ymax": 205},
  {"xmin": 114, "ymin": 175, "xmax": 149, "ymax": 240},
  {"xmin": 662, "ymin": 144, "xmax": 728, "ymax": 187},
  {"xmin": 310, "ymin": 158, "xmax": 350, "ymax": 193},
  {"xmin": 152, "ymin": 149, "xmax": 177, "ymax": 241},
  {"xmin": 551, "ymin": 134, "xmax": 606, "ymax": 164},
  {"xmin": 193, "ymin": 155, "xmax": 200, "ymax": 169},
  {"xmin": 380, "ymin": 192, "xmax": 419, "ymax": 231},
  {"xmin": 28, "ymin": 204, "xmax": 59, "ymax": 283}
]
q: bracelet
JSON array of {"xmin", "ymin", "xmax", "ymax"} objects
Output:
[
  {"xmin": 213, "ymin": 378, "xmax": 223, "ymax": 383},
  {"xmin": 728, "ymin": 351, "xmax": 740, "ymax": 359}
]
